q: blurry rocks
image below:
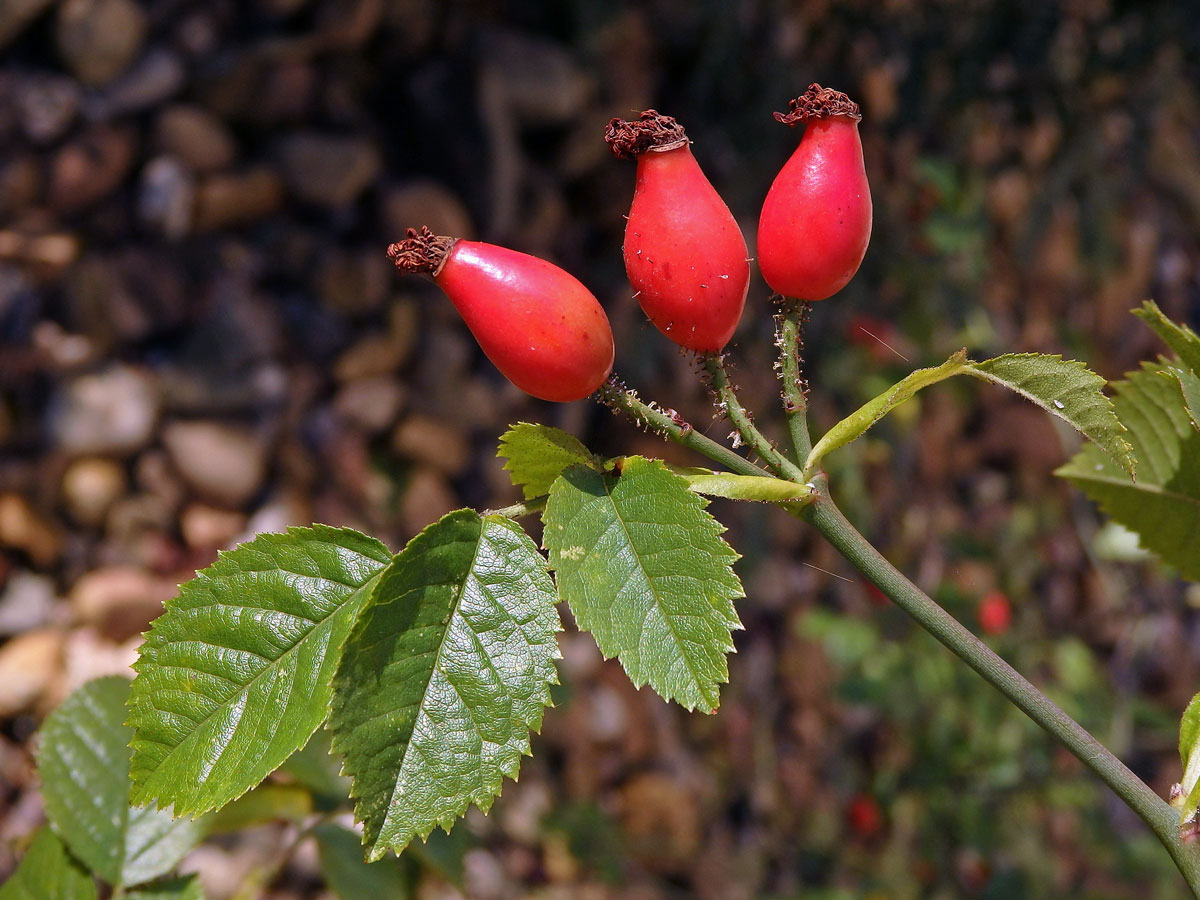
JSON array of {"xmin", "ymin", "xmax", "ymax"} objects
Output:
[
  {"xmin": 277, "ymin": 132, "xmax": 381, "ymax": 207},
  {"xmin": 60, "ymin": 457, "xmax": 126, "ymax": 526},
  {"xmin": 392, "ymin": 415, "xmax": 469, "ymax": 475},
  {"xmin": 382, "ymin": 181, "xmax": 474, "ymax": 241},
  {"xmin": 56, "ymin": 0, "xmax": 148, "ymax": 87},
  {"xmin": 0, "ymin": 0, "xmax": 54, "ymax": 50},
  {"xmin": 0, "ymin": 629, "xmax": 63, "ymax": 716},
  {"xmin": 139, "ymin": 156, "xmax": 195, "ymax": 239},
  {"xmin": 180, "ymin": 503, "xmax": 245, "ymax": 549},
  {"xmin": 399, "ymin": 467, "xmax": 456, "ymax": 536},
  {"xmin": 86, "ymin": 48, "xmax": 185, "ymax": 119},
  {"xmin": 332, "ymin": 301, "xmax": 418, "ymax": 381},
  {"xmin": 0, "ymin": 494, "xmax": 61, "ymax": 568},
  {"xmin": 193, "ymin": 168, "xmax": 284, "ymax": 231},
  {"xmin": 69, "ymin": 565, "xmax": 174, "ymax": 641},
  {"xmin": 333, "ymin": 376, "xmax": 406, "ymax": 434},
  {"xmin": 317, "ymin": 248, "xmax": 390, "ymax": 315},
  {"xmin": 155, "ymin": 105, "xmax": 237, "ymax": 172},
  {"xmin": 50, "ymin": 364, "xmax": 159, "ymax": 455},
  {"xmin": 0, "ymin": 571, "xmax": 56, "ymax": 635},
  {"xmin": 16, "ymin": 74, "xmax": 81, "ymax": 144},
  {"xmin": 50, "ymin": 125, "xmax": 138, "ymax": 212},
  {"xmin": 162, "ymin": 421, "xmax": 268, "ymax": 507}
]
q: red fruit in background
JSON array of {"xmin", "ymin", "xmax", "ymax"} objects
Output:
[
  {"xmin": 847, "ymin": 793, "xmax": 883, "ymax": 838},
  {"xmin": 758, "ymin": 84, "xmax": 872, "ymax": 301},
  {"xmin": 978, "ymin": 590, "xmax": 1012, "ymax": 635},
  {"xmin": 605, "ymin": 111, "xmax": 749, "ymax": 352},
  {"xmin": 387, "ymin": 227, "xmax": 614, "ymax": 402}
]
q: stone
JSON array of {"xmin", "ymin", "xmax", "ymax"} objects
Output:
[
  {"xmin": 56, "ymin": 0, "xmax": 147, "ymax": 87},
  {"xmin": 316, "ymin": 248, "xmax": 389, "ymax": 315},
  {"xmin": 86, "ymin": 48, "xmax": 185, "ymax": 119},
  {"xmin": 0, "ymin": 571, "xmax": 57, "ymax": 635},
  {"xmin": 70, "ymin": 565, "xmax": 175, "ymax": 641},
  {"xmin": 50, "ymin": 364, "xmax": 159, "ymax": 455},
  {"xmin": 398, "ymin": 466, "xmax": 457, "ymax": 536},
  {"xmin": 0, "ymin": 0, "xmax": 55, "ymax": 50},
  {"xmin": 155, "ymin": 105, "xmax": 237, "ymax": 172},
  {"xmin": 139, "ymin": 155, "xmax": 195, "ymax": 239},
  {"xmin": 332, "ymin": 301, "xmax": 418, "ymax": 381},
  {"xmin": 0, "ymin": 629, "xmax": 63, "ymax": 716},
  {"xmin": 192, "ymin": 168, "xmax": 284, "ymax": 230},
  {"xmin": 333, "ymin": 376, "xmax": 406, "ymax": 434},
  {"xmin": 55, "ymin": 630, "xmax": 138, "ymax": 707},
  {"xmin": 16, "ymin": 74, "xmax": 81, "ymax": 144},
  {"xmin": 162, "ymin": 420, "xmax": 268, "ymax": 507},
  {"xmin": 60, "ymin": 456, "xmax": 126, "ymax": 526},
  {"xmin": 277, "ymin": 132, "xmax": 381, "ymax": 207},
  {"xmin": 50, "ymin": 125, "xmax": 138, "ymax": 212},
  {"xmin": 0, "ymin": 493, "xmax": 62, "ymax": 567},
  {"xmin": 392, "ymin": 415, "xmax": 469, "ymax": 475},
  {"xmin": 180, "ymin": 502, "xmax": 246, "ymax": 549},
  {"xmin": 382, "ymin": 180, "xmax": 474, "ymax": 241}
]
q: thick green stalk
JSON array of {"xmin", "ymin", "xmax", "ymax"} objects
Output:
[
  {"xmin": 595, "ymin": 376, "xmax": 769, "ymax": 478},
  {"xmin": 802, "ymin": 483, "xmax": 1200, "ymax": 896},
  {"xmin": 777, "ymin": 301, "xmax": 813, "ymax": 463},
  {"xmin": 701, "ymin": 353, "xmax": 807, "ymax": 482}
]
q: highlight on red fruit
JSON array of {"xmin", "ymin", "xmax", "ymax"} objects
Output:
[
  {"xmin": 758, "ymin": 84, "xmax": 872, "ymax": 301},
  {"xmin": 605, "ymin": 110, "xmax": 749, "ymax": 352},
  {"xmin": 978, "ymin": 590, "xmax": 1013, "ymax": 636},
  {"xmin": 387, "ymin": 227, "xmax": 614, "ymax": 403}
]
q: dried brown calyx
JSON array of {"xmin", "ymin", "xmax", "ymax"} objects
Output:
[
  {"xmin": 386, "ymin": 226, "xmax": 456, "ymax": 275},
  {"xmin": 773, "ymin": 84, "xmax": 862, "ymax": 126},
  {"xmin": 604, "ymin": 110, "xmax": 689, "ymax": 159}
]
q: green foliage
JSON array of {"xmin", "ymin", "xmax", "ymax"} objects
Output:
[
  {"xmin": 681, "ymin": 470, "xmax": 814, "ymax": 503},
  {"xmin": 127, "ymin": 526, "xmax": 391, "ymax": 816},
  {"xmin": 966, "ymin": 353, "xmax": 1135, "ymax": 476},
  {"xmin": 315, "ymin": 824, "xmax": 415, "ymax": 899},
  {"xmin": 0, "ymin": 828, "xmax": 96, "ymax": 900},
  {"xmin": 1178, "ymin": 693, "xmax": 1200, "ymax": 823},
  {"xmin": 804, "ymin": 350, "xmax": 968, "ymax": 474},
  {"xmin": 125, "ymin": 877, "xmax": 207, "ymax": 900},
  {"xmin": 1133, "ymin": 301, "xmax": 1200, "ymax": 374},
  {"xmin": 543, "ymin": 456, "xmax": 743, "ymax": 712},
  {"xmin": 328, "ymin": 510, "xmax": 560, "ymax": 860},
  {"xmin": 37, "ymin": 677, "xmax": 203, "ymax": 888},
  {"xmin": 1057, "ymin": 360, "xmax": 1200, "ymax": 580},
  {"xmin": 499, "ymin": 423, "xmax": 597, "ymax": 500}
]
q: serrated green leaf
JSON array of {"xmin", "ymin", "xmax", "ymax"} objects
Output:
[
  {"xmin": 543, "ymin": 456, "xmax": 743, "ymax": 712},
  {"xmin": 278, "ymin": 730, "xmax": 351, "ymax": 803},
  {"xmin": 315, "ymin": 825, "xmax": 414, "ymax": 899},
  {"xmin": 1133, "ymin": 300, "xmax": 1200, "ymax": 375},
  {"xmin": 1168, "ymin": 366, "xmax": 1200, "ymax": 431},
  {"xmin": 967, "ymin": 354, "xmax": 1135, "ymax": 476},
  {"xmin": 805, "ymin": 351, "xmax": 969, "ymax": 475},
  {"xmin": 128, "ymin": 526, "xmax": 391, "ymax": 817},
  {"xmin": 0, "ymin": 828, "xmax": 96, "ymax": 900},
  {"xmin": 683, "ymin": 472, "xmax": 813, "ymax": 504},
  {"xmin": 1057, "ymin": 361, "xmax": 1200, "ymax": 580},
  {"xmin": 328, "ymin": 510, "xmax": 560, "ymax": 860},
  {"xmin": 1178, "ymin": 693, "xmax": 1200, "ymax": 823},
  {"xmin": 37, "ymin": 677, "xmax": 204, "ymax": 888},
  {"xmin": 499, "ymin": 423, "xmax": 597, "ymax": 501},
  {"xmin": 126, "ymin": 876, "xmax": 206, "ymax": 900}
]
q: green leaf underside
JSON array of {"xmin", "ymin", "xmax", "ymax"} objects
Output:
[
  {"xmin": 126, "ymin": 876, "xmax": 207, "ymax": 900},
  {"xmin": 966, "ymin": 354, "xmax": 1135, "ymax": 477},
  {"xmin": 684, "ymin": 472, "xmax": 813, "ymax": 503},
  {"xmin": 499, "ymin": 423, "xmax": 596, "ymax": 501},
  {"xmin": 0, "ymin": 828, "xmax": 96, "ymax": 900},
  {"xmin": 127, "ymin": 526, "xmax": 391, "ymax": 817},
  {"xmin": 805, "ymin": 351, "xmax": 969, "ymax": 473},
  {"xmin": 328, "ymin": 510, "xmax": 560, "ymax": 861},
  {"xmin": 1133, "ymin": 301, "xmax": 1200, "ymax": 375},
  {"xmin": 37, "ymin": 677, "xmax": 203, "ymax": 887},
  {"xmin": 1169, "ymin": 366, "xmax": 1200, "ymax": 431},
  {"xmin": 1057, "ymin": 361, "xmax": 1200, "ymax": 580},
  {"xmin": 1181, "ymin": 693, "xmax": 1200, "ymax": 823},
  {"xmin": 543, "ymin": 457, "xmax": 744, "ymax": 712},
  {"xmin": 315, "ymin": 824, "xmax": 414, "ymax": 899}
]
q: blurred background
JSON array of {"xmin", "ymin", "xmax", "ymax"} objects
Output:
[{"xmin": 2, "ymin": 1, "xmax": 1200, "ymax": 897}]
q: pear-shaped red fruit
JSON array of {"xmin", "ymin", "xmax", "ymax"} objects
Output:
[
  {"xmin": 388, "ymin": 227, "xmax": 614, "ymax": 402},
  {"xmin": 606, "ymin": 111, "xmax": 749, "ymax": 352},
  {"xmin": 758, "ymin": 84, "xmax": 872, "ymax": 301}
]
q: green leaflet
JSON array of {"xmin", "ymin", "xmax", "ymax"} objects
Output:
[
  {"xmin": 1057, "ymin": 361, "xmax": 1200, "ymax": 580},
  {"xmin": 328, "ymin": 510, "xmax": 560, "ymax": 860},
  {"xmin": 0, "ymin": 828, "xmax": 96, "ymax": 900},
  {"xmin": 37, "ymin": 677, "xmax": 203, "ymax": 888},
  {"xmin": 128, "ymin": 526, "xmax": 391, "ymax": 816},
  {"xmin": 1179, "ymin": 693, "xmax": 1200, "ymax": 821},
  {"xmin": 1168, "ymin": 366, "xmax": 1200, "ymax": 431},
  {"xmin": 126, "ymin": 877, "xmax": 207, "ymax": 900},
  {"xmin": 683, "ymin": 472, "xmax": 813, "ymax": 504},
  {"xmin": 966, "ymin": 354, "xmax": 1135, "ymax": 476},
  {"xmin": 804, "ymin": 351, "xmax": 969, "ymax": 475},
  {"xmin": 499, "ymin": 423, "xmax": 598, "ymax": 500},
  {"xmin": 543, "ymin": 456, "xmax": 744, "ymax": 712},
  {"xmin": 1133, "ymin": 300, "xmax": 1200, "ymax": 375}
]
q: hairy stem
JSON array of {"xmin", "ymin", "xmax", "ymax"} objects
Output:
[
  {"xmin": 486, "ymin": 496, "xmax": 548, "ymax": 519},
  {"xmin": 777, "ymin": 301, "xmax": 813, "ymax": 463},
  {"xmin": 802, "ymin": 482, "xmax": 1200, "ymax": 896},
  {"xmin": 701, "ymin": 353, "xmax": 807, "ymax": 482}
]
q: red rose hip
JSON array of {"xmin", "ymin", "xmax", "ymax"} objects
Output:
[
  {"xmin": 387, "ymin": 227, "xmax": 614, "ymax": 402},
  {"xmin": 758, "ymin": 84, "xmax": 872, "ymax": 301},
  {"xmin": 606, "ymin": 111, "xmax": 749, "ymax": 352}
]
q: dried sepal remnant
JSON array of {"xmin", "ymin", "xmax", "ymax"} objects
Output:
[
  {"xmin": 774, "ymin": 83, "xmax": 862, "ymax": 126},
  {"xmin": 386, "ymin": 226, "xmax": 455, "ymax": 275},
  {"xmin": 604, "ymin": 110, "xmax": 688, "ymax": 158}
]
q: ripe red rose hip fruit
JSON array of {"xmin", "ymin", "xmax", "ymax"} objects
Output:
[
  {"xmin": 758, "ymin": 84, "xmax": 872, "ymax": 301},
  {"xmin": 387, "ymin": 227, "xmax": 614, "ymax": 402},
  {"xmin": 978, "ymin": 590, "xmax": 1012, "ymax": 636},
  {"xmin": 606, "ymin": 111, "xmax": 749, "ymax": 352}
]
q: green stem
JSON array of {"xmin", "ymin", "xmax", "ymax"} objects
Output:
[
  {"xmin": 802, "ymin": 482, "xmax": 1200, "ymax": 896},
  {"xmin": 701, "ymin": 353, "xmax": 807, "ymax": 482},
  {"xmin": 595, "ymin": 375, "xmax": 770, "ymax": 478},
  {"xmin": 486, "ymin": 496, "xmax": 547, "ymax": 519},
  {"xmin": 777, "ymin": 300, "xmax": 813, "ymax": 463}
]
